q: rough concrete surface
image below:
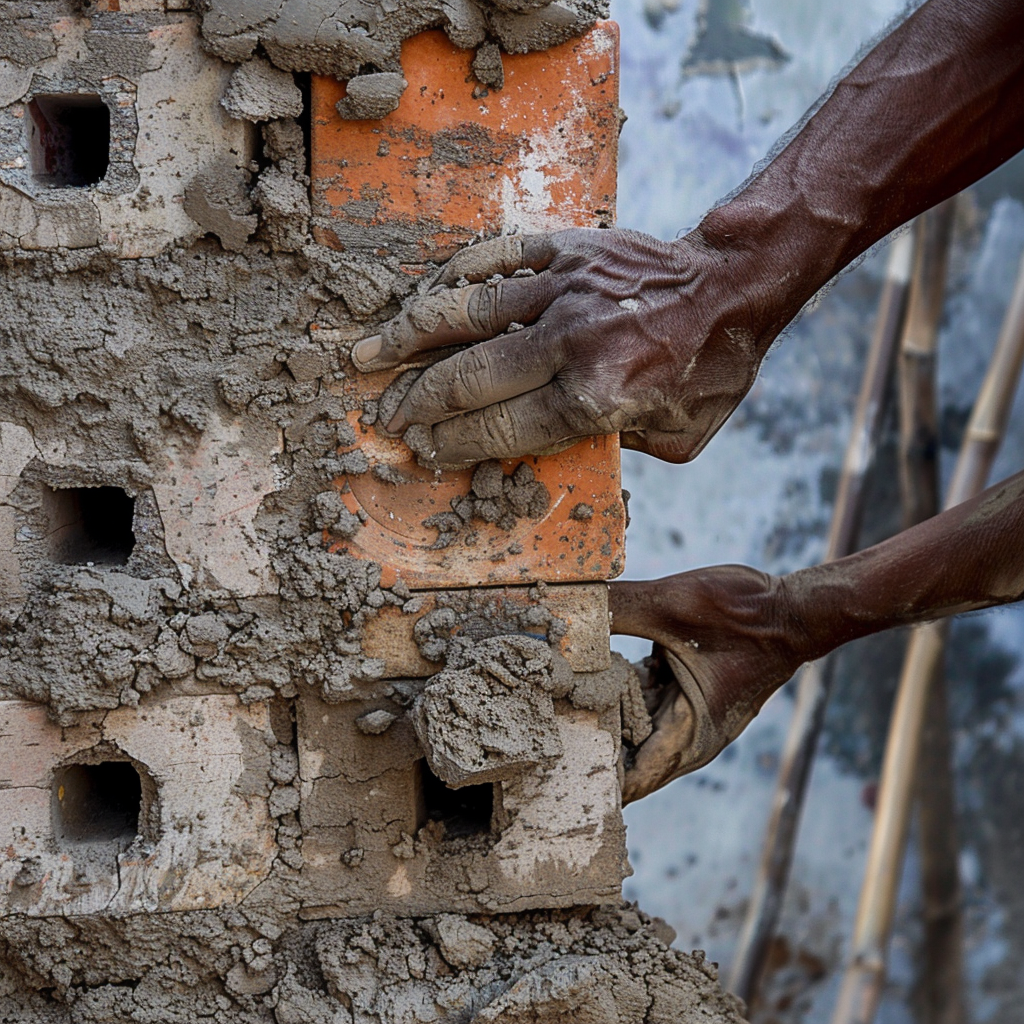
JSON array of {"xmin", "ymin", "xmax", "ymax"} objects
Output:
[
  {"xmin": 413, "ymin": 636, "xmax": 566, "ymax": 787},
  {"xmin": 199, "ymin": 0, "xmax": 610, "ymax": 78},
  {"xmin": 0, "ymin": 2, "xmax": 746, "ymax": 1021},
  {"xmin": 0, "ymin": 904, "xmax": 747, "ymax": 1024},
  {"xmin": 0, "ymin": 6, "xmax": 253, "ymax": 257},
  {"xmin": 222, "ymin": 56, "xmax": 303, "ymax": 122}
]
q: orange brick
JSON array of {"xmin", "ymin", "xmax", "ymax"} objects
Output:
[
  {"xmin": 311, "ymin": 25, "xmax": 619, "ymax": 261},
  {"xmin": 316, "ymin": 404, "xmax": 625, "ymax": 590},
  {"xmin": 310, "ymin": 25, "xmax": 624, "ymax": 590}
]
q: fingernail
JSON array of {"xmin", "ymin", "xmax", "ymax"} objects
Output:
[
  {"xmin": 352, "ymin": 335, "xmax": 382, "ymax": 370},
  {"xmin": 383, "ymin": 411, "xmax": 406, "ymax": 436}
]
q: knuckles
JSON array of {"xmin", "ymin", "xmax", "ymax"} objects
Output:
[{"xmin": 449, "ymin": 347, "xmax": 496, "ymax": 407}]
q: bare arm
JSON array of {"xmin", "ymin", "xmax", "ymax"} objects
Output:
[
  {"xmin": 354, "ymin": 0, "xmax": 1024, "ymax": 466},
  {"xmin": 611, "ymin": 468, "xmax": 1024, "ymax": 803}
]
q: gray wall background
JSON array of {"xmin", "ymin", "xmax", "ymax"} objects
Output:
[{"xmin": 610, "ymin": 1, "xmax": 1024, "ymax": 1020}]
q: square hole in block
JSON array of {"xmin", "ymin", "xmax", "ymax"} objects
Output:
[
  {"xmin": 44, "ymin": 486, "xmax": 136, "ymax": 565},
  {"xmin": 28, "ymin": 93, "xmax": 110, "ymax": 187},
  {"xmin": 53, "ymin": 761, "xmax": 142, "ymax": 845},
  {"xmin": 419, "ymin": 760, "xmax": 493, "ymax": 838}
]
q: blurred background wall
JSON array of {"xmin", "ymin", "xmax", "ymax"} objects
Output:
[{"xmin": 610, "ymin": 1, "xmax": 1024, "ymax": 1020}]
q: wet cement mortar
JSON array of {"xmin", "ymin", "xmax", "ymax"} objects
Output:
[
  {"xmin": 199, "ymin": 0, "xmax": 610, "ymax": 113},
  {"xmin": 0, "ymin": 3, "xmax": 748, "ymax": 1021},
  {"xmin": 0, "ymin": 903, "xmax": 745, "ymax": 1024}
]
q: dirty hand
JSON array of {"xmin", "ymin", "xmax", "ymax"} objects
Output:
[
  {"xmin": 351, "ymin": 228, "xmax": 771, "ymax": 466},
  {"xmin": 349, "ymin": 0, "xmax": 1024, "ymax": 466},
  {"xmin": 609, "ymin": 567, "xmax": 809, "ymax": 805},
  {"xmin": 612, "ymin": 465, "xmax": 1024, "ymax": 802}
]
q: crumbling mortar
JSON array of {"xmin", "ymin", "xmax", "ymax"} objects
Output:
[
  {"xmin": 0, "ymin": 903, "xmax": 745, "ymax": 1023},
  {"xmin": 0, "ymin": 241, "xmax": 425, "ymax": 720},
  {"xmin": 197, "ymin": 1, "xmax": 610, "ymax": 90},
  {"xmin": 0, "ymin": 11, "xmax": 740, "ymax": 1021}
]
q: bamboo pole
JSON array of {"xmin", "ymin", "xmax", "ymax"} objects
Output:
[
  {"xmin": 831, "ymin": 248, "xmax": 1024, "ymax": 1024},
  {"xmin": 897, "ymin": 200, "xmax": 965, "ymax": 1024},
  {"xmin": 916, "ymin": 660, "xmax": 963, "ymax": 1024},
  {"xmin": 728, "ymin": 230, "xmax": 916, "ymax": 1009},
  {"xmin": 898, "ymin": 203, "xmax": 953, "ymax": 529}
]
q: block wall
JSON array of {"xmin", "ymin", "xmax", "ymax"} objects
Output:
[
  {"xmin": 0, "ymin": 7, "xmax": 752, "ymax": 1023},
  {"xmin": 0, "ymin": 1, "xmax": 633, "ymax": 923}
]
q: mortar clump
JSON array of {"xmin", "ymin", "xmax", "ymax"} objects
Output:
[
  {"xmin": 222, "ymin": 56, "xmax": 303, "ymax": 122},
  {"xmin": 412, "ymin": 591, "xmax": 569, "ymax": 666},
  {"xmin": 183, "ymin": 161, "xmax": 258, "ymax": 253},
  {"xmin": 472, "ymin": 41, "xmax": 505, "ymax": 90},
  {"xmin": 0, "ymin": 902, "xmax": 748, "ymax": 1023},
  {"xmin": 199, "ymin": 2, "xmax": 611, "ymax": 84},
  {"xmin": 336, "ymin": 72, "xmax": 408, "ymax": 120},
  {"xmin": 413, "ymin": 634, "xmax": 564, "ymax": 787},
  {"xmin": 301, "ymin": 904, "xmax": 748, "ymax": 1024},
  {"xmin": 253, "ymin": 166, "xmax": 311, "ymax": 252},
  {"xmin": 424, "ymin": 460, "xmax": 550, "ymax": 549}
]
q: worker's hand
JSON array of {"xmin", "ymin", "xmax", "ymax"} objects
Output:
[
  {"xmin": 351, "ymin": 228, "xmax": 770, "ymax": 466},
  {"xmin": 610, "ymin": 566, "xmax": 810, "ymax": 804}
]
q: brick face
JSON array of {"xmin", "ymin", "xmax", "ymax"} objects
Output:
[
  {"xmin": 295, "ymin": 688, "xmax": 626, "ymax": 917},
  {"xmin": 311, "ymin": 25, "xmax": 619, "ymax": 262},
  {"xmin": 311, "ymin": 25, "xmax": 626, "ymax": 590},
  {"xmin": 0, "ymin": 696, "xmax": 277, "ymax": 917}
]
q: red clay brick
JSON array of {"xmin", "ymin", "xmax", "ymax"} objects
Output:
[{"xmin": 310, "ymin": 25, "xmax": 625, "ymax": 590}]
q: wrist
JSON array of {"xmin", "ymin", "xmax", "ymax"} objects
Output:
[
  {"xmin": 777, "ymin": 559, "xmax": 879, "ymax": 664},
  {"xmin": 694, "ymin": 181, "xmax": 855, "ymax": 353}
]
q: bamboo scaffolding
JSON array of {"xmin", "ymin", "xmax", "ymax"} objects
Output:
[
  {"xmin": 728, "ymin": 230, "xmax": 916, "ymax": 1009},
  {"xmin": 897, "ymin": 200, "xmax": 965, "ymax": 1024},
  {"xmin": 830, "ymin": 248, "xmax": 1024, "ymax": 1024}
]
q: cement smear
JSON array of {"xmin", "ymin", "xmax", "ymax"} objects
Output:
[
  {"xmin": 0, "ymin": 904, "xmax": 746, "ymax": 1024},
  {"xmin": 200, "ymin": 2, "xmax": 610, "ymax": 85},
  {"xmin": 0, "ymin": 242, "xmax": 404, "ymax": 722}
]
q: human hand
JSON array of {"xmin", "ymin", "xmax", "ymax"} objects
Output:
[
  {"xmin": 351, "ymin": 228, "xmax": 771, "ymax": 466},
  {"xmin": 609, "ymin": 566, "xmax": 809, "ymax": 804}
]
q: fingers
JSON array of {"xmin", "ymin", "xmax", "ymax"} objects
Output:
[
  {"xmin": 432, "ymin": 233, "xmax": 559, "ymax": 288},
  {"xmin": 405, "ymin": 387, "xmax": 589, "ymax": 466},
  {"xmin": 386, "ymin": 328, "xmax": 563, "ymax": 433},
  {"xmin": 352, "ymin": 274, "xmax": 555, "ymax": 372},
  {"xmin": 608, "ymin": 580, "xmax": 669, "ymax": 642},
  {"xmin": 621, "ymin": 427, "xmax": 700, "ymax": 464},
  {"xmin": 621, "ymin": 683, "xmax": 697, "ymax": 805}
]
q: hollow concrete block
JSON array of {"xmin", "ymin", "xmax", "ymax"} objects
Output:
[
  {"xmin": 293, "ymin": 686, "xmax": 626, "ymax": 917},
  {"xmin": 0, "ymin": 694, "xmax": 277, "ymax": 917},
  {"xmin": 0, "ymin": 12, "xmax": 254, "ymax": 257}
]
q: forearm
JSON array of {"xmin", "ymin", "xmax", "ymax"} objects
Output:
[
  {"xmin": 786, "ymin": 468, "xmax": 1024, "ymax": 659},
  {"xmin": 697, "ymin": 0, "xmax": 1024, "ymax": 351}
]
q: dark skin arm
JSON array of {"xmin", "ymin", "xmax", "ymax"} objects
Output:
[
  {"xmin": 354, "ymin": 0, "xmax": 1024, "ymax": 466},
  {"xmin": 611, "ymin": 468, "xmax": 1024, "ymax": 803}
]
